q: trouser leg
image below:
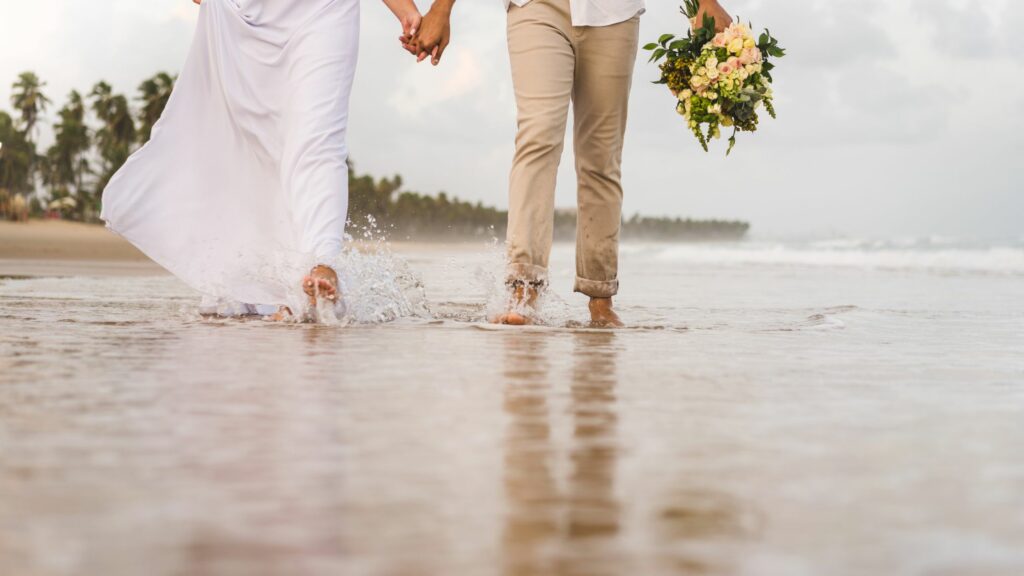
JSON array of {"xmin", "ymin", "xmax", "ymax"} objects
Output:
[
  {"xmin": 571, "ymin": 16, "xmax": 639, "ymax": 298},
  {"xmin": 505, "ymin": 0, "xmax": 575, "ymax": 285}
]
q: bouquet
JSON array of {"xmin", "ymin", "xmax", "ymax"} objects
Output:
[{"xmin": 644, "ymin": 0, "xmax": 785, "ymax": 154}]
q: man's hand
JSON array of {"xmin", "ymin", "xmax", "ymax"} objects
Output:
[
  {"xmin": 413, "ymin": 1, "xmax": 454, "ymax": 66},
  {"xmin": 695, "ymin": 0, "xmax": 732, "ymax": 33}
]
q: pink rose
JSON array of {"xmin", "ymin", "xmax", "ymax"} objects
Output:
[
  {"xmin": 718, "ymin": 62, "xmax": 733, "ymax": 76},
  {"xmin": 712, "ymin": 33, "xmax": 728, "ymax": 48},
  {"xmin": 739, "ymin": 48, "xmax": 756, "ymax": 66}
]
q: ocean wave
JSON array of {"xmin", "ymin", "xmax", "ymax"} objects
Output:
[{"xmin": 638, "ymin": 243, "xmax": 1024, "ymax": 275}]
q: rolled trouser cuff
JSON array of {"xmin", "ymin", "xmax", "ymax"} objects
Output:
[
  {"xmin": 574, "ymin": 276, "xmax": 619, "ymax": 298},
  {"xmin": 506, "ymin": 263, "xmax": 549, "ymax": 287}
]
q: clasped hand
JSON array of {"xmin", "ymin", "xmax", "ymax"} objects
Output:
[{"xmin": 399, "ymin": 3, "xmax": 452, "ymax": 66}]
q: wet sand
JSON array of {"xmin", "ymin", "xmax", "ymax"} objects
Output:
[
  {"xmin": 2, "ymin": 233, "xmax": 1024, "ymax": 575},
  {"xmin": 0, "ymin": 220, "xmax": 152, "ymax": 261},
  {"xmin": 0, "ymin": 220, "xmax": 476, "ymax": 278}
]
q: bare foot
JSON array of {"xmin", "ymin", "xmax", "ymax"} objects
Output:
[
  {"xmin": 493, "ymin": 282, "xmax": 540, "ymax": 326},
  {"xmin": 267, "ymin": 306, "xmax": 293, "ymax": 322},
  {"xmin": 302, "ymin": 265, "xmax": 340, "ymax": 309},
  {"xmin": 589, "ymin": 297, "xmax": 624, "ymax": 328}
]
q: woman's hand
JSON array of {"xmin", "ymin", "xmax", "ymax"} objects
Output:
[
  {"xmin": 399, "ymin": 11, "xmax": 423, "ymax": 55},
  {"xmin": 193, "ymin": 0, "xmax": 201, "ymax": 5},
  {"xmin": 383, "ymin": 0, "xmax": 422, "ymax": 54},
  {"xmin": 695, "ymin": 0, "xmax": 732, "ymax": 33}
]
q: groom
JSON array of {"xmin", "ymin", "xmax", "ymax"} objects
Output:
[{"xmin": 409, "ymin": 0, "xmax": 732, "ymax": 326}]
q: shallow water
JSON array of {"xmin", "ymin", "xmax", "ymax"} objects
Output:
[{"xmin": 2, "ymin": 241, "xmax": 1024, "ymax": 575}]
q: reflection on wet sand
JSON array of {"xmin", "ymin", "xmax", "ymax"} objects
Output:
[
  {"xmin": 655, "ymin": 487, "xmax": 761, "ymax": 575},
  {"xmin": 502, "ymin": 332, "xmax": 623, "ymax": 576}
]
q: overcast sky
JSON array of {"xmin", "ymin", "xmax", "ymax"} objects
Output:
[{"xmin": 1, "ymin": 0, "xmax": 1021, "ymax": 239}]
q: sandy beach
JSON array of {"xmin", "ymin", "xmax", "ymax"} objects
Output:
[
  {"xmin": 0, "ymin": 220, "xmax": 152, "ymax": 261},
  {"xmin": 0, "ymin": 220, "xmax": 162, "ymax": 278},
  {"xmin": 0, "ymin": 220, "xmax": 481, "ymax": 278}
]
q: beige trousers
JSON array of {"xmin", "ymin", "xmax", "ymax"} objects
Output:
[{"xmin": 506, "ymin": 0, "xmax": 640, "ymax": 299}]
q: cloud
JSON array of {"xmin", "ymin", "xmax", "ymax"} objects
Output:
[
  {"xmin": 750, "ymin": 0, "xmax": 895, "ymax": 68},
  {"xmin": 913, "ymin": 0, "xmax": 999, "ymax": 59},
  {"xmin": 389, "ymin": 52, "xmax": 485, "ymax": 118}
]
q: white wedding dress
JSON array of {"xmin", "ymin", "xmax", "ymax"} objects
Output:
[{"xmin": 102, "ymin": 0, "xmax": 360, "ymax": 314}]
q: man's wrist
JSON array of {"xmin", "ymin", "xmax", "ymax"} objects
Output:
[{"xmin": 430, "ymin": 0, "xmax": 455, "ymax": 16}]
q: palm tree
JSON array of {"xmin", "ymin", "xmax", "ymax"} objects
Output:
[
  {"xmin": 90, "ymin": 81, "xmax": 137, "ymax": 199},
  {"xmin": 44, "ymin": 91, "xmax": 93, "ymax": 219},
  {"xmin": 136, "ymin": 72, "xmax": 175, "ymax": 144},
  {"xmin": 0, "ymin": 111, "xmax": 35, "ymax": 196},
  {"xmin": 11, "ymin": 71, "xmax": 51, "ymax": 143}
]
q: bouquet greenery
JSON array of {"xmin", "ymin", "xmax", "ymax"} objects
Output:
[{"xmin": 644, "ymin": 0, "xmax": 785, "ymax": 154}]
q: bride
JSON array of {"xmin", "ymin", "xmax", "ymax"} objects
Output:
[{"xmin": 101, "ymin": 0, "xmax": 422, "ymax": 319}]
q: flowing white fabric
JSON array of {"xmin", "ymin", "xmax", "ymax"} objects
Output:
[{"xmin": 102, "ymin": 0, "xmax": 360, "ymax": 308}]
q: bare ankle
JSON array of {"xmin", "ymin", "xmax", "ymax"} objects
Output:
[{"xmin": 588, "ymin": 297, "xmax": 623, "ymax": 328}]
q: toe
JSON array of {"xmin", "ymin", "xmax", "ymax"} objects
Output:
[{"xmin": 317, "ymin": 279, "xmax": 337, "ymax": 300}]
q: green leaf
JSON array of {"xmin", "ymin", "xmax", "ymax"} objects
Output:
[
  {"xmin": 701, "ymin": 13, "xmax": 716, "ymax": 33},
  {"xmin": 682, "ymin": 0, "xmax": 700, "ymax": 18},
  {"xmin": 642, "ymin": 42, "xmax": 659, "ymax": 51},
  {"xmin": 659, "ymin": 33, "xmax": 675, "ymax": 46}
]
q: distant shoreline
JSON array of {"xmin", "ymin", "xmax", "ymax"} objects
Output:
[
  {"xmin": 0, "ymin": 219, "xmax": 754, "ymax": 278},
  {"xmin": 1, "ymin": 220, "xmax": 750, "ymax": 261}
]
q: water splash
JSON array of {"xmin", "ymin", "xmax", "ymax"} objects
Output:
[
  {"xmin": 200, "ymin": 219, "xmax": 429, "ymax": 325},
  {"xmin": 328, "ymin": 241, "xmax": 430, "ymax": 325},
  {"xmin": 474, "ymin": 238, "xmax": 576, "ymax": 327}
]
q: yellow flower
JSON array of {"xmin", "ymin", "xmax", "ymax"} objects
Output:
[
  {"xmin": 744, "ymin": 38, "xmax": 756, "ymax": 49},
  {"xmin": 728, "ymin": 38, "xmax": 744, "ymax": 54}
]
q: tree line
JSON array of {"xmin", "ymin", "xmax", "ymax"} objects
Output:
[
  {"xmin": 348, "ymin": 173, "xmax": 750, "ymax": 241},
  {"xmin": 1, "ymin": 71, "xmax": 749, "ymax": 241}
]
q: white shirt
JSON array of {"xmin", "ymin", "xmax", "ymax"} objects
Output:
[{"xmin": 504, "ymin": 0, "xmax": 645, "ymax": 27}]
